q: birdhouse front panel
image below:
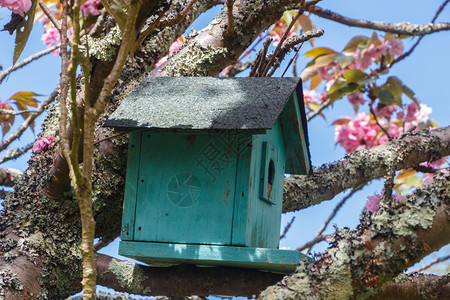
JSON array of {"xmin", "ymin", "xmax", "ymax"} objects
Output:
[{"xmin": 130, "ymin": 131, "xmax": 241, "ymax": 245}]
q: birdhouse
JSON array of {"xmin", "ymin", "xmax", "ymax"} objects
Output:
[{"xmin": 104, "ymin": 77, "xmax": 311, "ymax": 273}]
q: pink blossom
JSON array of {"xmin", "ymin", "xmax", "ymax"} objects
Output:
[
  {"xmin": 420, "ymin": 157, "xmax": 448, "ymax": 170},
  {"xmin": 373, "ymin": 105, "xmax": 397, "ymax": 119},
  {"xmin": 399, "ymin": 102, "xmax": 432, "ymax": 125},
  {"xmin": 366, "ymin": 193, "xmax": 381, "ymax": 213},
  {"xmin": 316, "ymin": 66, "xmax": 334, "ymax": 81},
  {"xmin": 319, "ymin": 93, "xmax": 329, "ymax": 102},
  {"xmin": 364, "ymin": 43, "xmax": 388, "ymax": 61},
  {"xmin": 335, "ymin": 113, "xmax": 379, "ymax": 153},
  {"xmin": 269, "ymin": 20, "xmax": 296, "ymax": 46},
  {"xmin": 0, "ymin": 0, "xmax": 31, "ymax": 17},
  {"xmin": 387, "ymin": 38, "xmax": 404, "ymax": 56},
  {"xmin": 33, "ymin": 135, "xmax": 58, "ymax": 153},
  {"xmin": 154, "ymin": 38, "xmax": 184, "ymax": 68},
  {"xmin": 81, "ymin": 0, "xmax": 102, "ymax": 16},
  {"xmin": 41, "ymin": 24, "xmax": 60, "ymax": 55},
  {"xmin": 347, "ymin": 92, "xmax": 365, "ymax": 108},
  {"xmin": 365, "ymin": 192, "xmax": 404, "ymax": 213},
  {"xmin": 303, "ymin": 89, "xmax": 318, "ymax": 104},
  {"xmin": 422, "ymin": 173, "xmax": 435, "ymax": 186}
]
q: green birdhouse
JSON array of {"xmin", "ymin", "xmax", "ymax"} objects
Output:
[{"xmin": 104, "ymin": 77, "xmax": 311, "ymax": 273}]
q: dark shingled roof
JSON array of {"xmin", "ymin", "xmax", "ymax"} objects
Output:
[{"xmin": 104, "ymin": 77, "xmax": 302, "ymax": 130}]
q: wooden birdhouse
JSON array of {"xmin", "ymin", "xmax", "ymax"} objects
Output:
[{"xmin": 104, "ymin": 77, "xmax": 311, "ymax": 273}]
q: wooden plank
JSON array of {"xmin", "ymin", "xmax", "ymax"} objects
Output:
[
  {"xmin": 121, "ymin": 132, "xmax": 142, "ymax": 240},
  {"xmin": 245, "ymin": 121, "xmax": 286, "ymax": 249},
  {"xmin": 230, "ymin": 133, "xmax": 252, "ymax": 246},
  {"xmin": 280, "ymin": 93, "xmax": 311, "ymax": 175},
  {"xmin": 119, "ymin": 241, "xmax": 309, "ymax": 273},
  {"xmin": 133, "ymin": 132, "xmax": 238, "ymax": 245}
]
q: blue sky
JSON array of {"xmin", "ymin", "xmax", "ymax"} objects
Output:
[{"xmin": 0, "ymin": 0, "xmax": 449, "ymax": 296}]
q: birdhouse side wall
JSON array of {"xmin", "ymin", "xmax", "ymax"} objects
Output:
[{"xmin": 231, "ymin": 121, "xmax": 286, "ymax": 248}]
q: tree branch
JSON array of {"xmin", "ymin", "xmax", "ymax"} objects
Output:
[
  {"xmin": 0, "ymin": 45, "xmax": 59, "ymax": 85},
  {"xmin": 308, "ymin": 5, "xmax": 450, "ymax": 36},
  {"xmin": 262, "ymin": 174, "xmax": 450, "ymax": 298},
  {"xmin": 368, "ymin": 274, "xmax": 450, "ymax": 300},
  {"xmin": 283, "ymin": 126, "xmax": 450, "ymax": 212},
  {"xmin": 0, "ymin": 142, "xmax": 32, "ymax": 164},
  {"xmin": 0, "ymin": 168, "xmax": 22, "ymax": 187},
  {"xmin": 0, "ymin": 89, "xmax": 58, "ymax": 152},
  {"xmin": 96, "ymin": 254, "xmax": 283, "ymax": 297}
]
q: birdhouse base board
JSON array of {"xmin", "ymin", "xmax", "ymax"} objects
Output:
[{"xmin": 119, "ymin": 241, "xmax": 308, "ymax": 273}]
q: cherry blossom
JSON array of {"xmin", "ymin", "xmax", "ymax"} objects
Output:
[
  {"xmin": 154, "ymin": 38, "xmax": 184, "ymax": 68},
  {"xmin": 334, "ymin": 113, "xmax": 379, "ymax": 153},
  {"xmin": 373, "ymin": 105, "xmax": 397, "ymax": 119},
  {"xmin": 81, "ymin": 0, "xmax": 102, "ymax": 16},
  {"xmin": 303, "ymin": 89, "xmax": 319, "ymax": 104},
  {"xmin": 347, "ymin": 92, "xmax": 365, "ymax": 109},
  {"xmin": 386, "ymin": 38, "xmax": 404, "ymax": 56},
  {"xmin": 366, "ymin": 193, "xmax": 381, "ymax": 213},
  {"xmin": 0, "ymin": 0, "xmax": 31, "ymax": 17},
  {"xmin": 365, "ymin": 192, "xmax": 405, "ymax": 213},
  {"xmin": 33, "ymin": 135, "xmax": 58, "ymax": 153}
]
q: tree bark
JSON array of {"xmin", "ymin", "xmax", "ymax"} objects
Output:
[{"xmin": 283, "ymin": 126, "xmax": 450, "ymax": 212}]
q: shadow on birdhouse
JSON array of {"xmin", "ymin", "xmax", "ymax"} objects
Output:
[{"xmin": 104, "ymin": 77, "xmax": 311, "ymax": 273}]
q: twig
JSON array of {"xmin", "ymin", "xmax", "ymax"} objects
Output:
[
  {"xmin": 0, "ymin": 143, "xmax": 33, "ymax": 164},
  {"xmin": 93, "ymin": 132, "xmax": 127, "ymax": 145},
  {"xmin": 409, "ymin": 255, "xmax": 450, "ymax": 273},
  {"xmin": 0, "ymin": 90, "xmax": 58, "ymax": 152},
  {"xmin": 385, "ymin": 0, "xmax": 450, "ymax": 71},
  {"xmin": 281, "ymin": 44, "xmax": 302, "ymax": 77},
  {"xmin": 0, "ymin": 108, "xmax": 35, "ymax": 115},
  {"xmin": 268, "ymin": 29, "xmax": 323, "ymax": 77},
  {"xmin": 261, "ymin": 0, "xmax": 307, "ymax": 77},
  {"xmin": 306, "ymin": 97, "xmax": 331, "ymax": 121},
  {"xmin": 296, "ymin": 234, "xmax": 329, "ymax": 252},
  {"xmin": 249, "ymin": 38, "xmax": 272, "ymax": 77},
  {"xmin": 226, "ymin": 0, "xmax": 235, "ymax": 36},
  {"xmin": 39, "ymin": 0, "xmax": 61, "ymax": 32},
  {"xmin": 280, "ymin": 216, "xmax": 295, "ymax": 240},
  {"xmin": 303, "ymin": 185, "xmax": 363, "ymax": 253},
  {"xmin": 0, "ymin": 45, "xmax": 59, "ymax": 84},
  {"xmin": 136, "ymin": 0, "xmax": 197, "ymax": 49},
  {"xmin": 370, "ymin": 104, "xmax": 391, "ymax": 140},
  {"xmin": 308, "ymin": 5, "xmax": 450, "ymax": 36}
]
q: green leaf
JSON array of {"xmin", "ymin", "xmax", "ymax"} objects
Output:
[
  {"xmin": 335, "ymin": 53, "xmax": 354, "ymax": 69},
  {"xmin": 342, "ymin": 69, "xmax": 366, "ymax": 83},
  {"xmin": 378, "ymin": 89, "xmax": 395, "ymax": 105},
  {"xmin": 13, "ymin": 0, "xmax": 39, "ymax": 64},
  {"xmin": 327, "ymin": 77, "xmax": 348, "ymax": 95},
  {"xmin": 329, "ymin": 83, "xmax": 360, "ymax": 101},
  {"xmin": 305, "ymin": 47, "xmax": 337, "ymax": 58},
  {"xmin": 310, "ymin": 53, "xmax": 336, "ymax": 68},
  {"xmin": 343, "ymin": 36, "xmax": 369, "ymax": 52}
]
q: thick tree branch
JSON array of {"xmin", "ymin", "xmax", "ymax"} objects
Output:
[
  {"xmin": 283, "ymin": 126, "xmax": 450, "ymax": 212},
  {"xmin": 96, "ymin": 254, "xmax": 283, "ymax": 297},
  {"xmin": 152, "ymin": 0, "xmax": 319, "ymax": 77},
  {"xmin": 262, "ymin": 174, "xmax": 450, "ymax": 299},
  {"xmin": 308, "ymin": 5, "xmax": 450, "ymax": 36},
  {"xmin": 368, "ymin": 274, "xmax": 450, "ymax": 300}
]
